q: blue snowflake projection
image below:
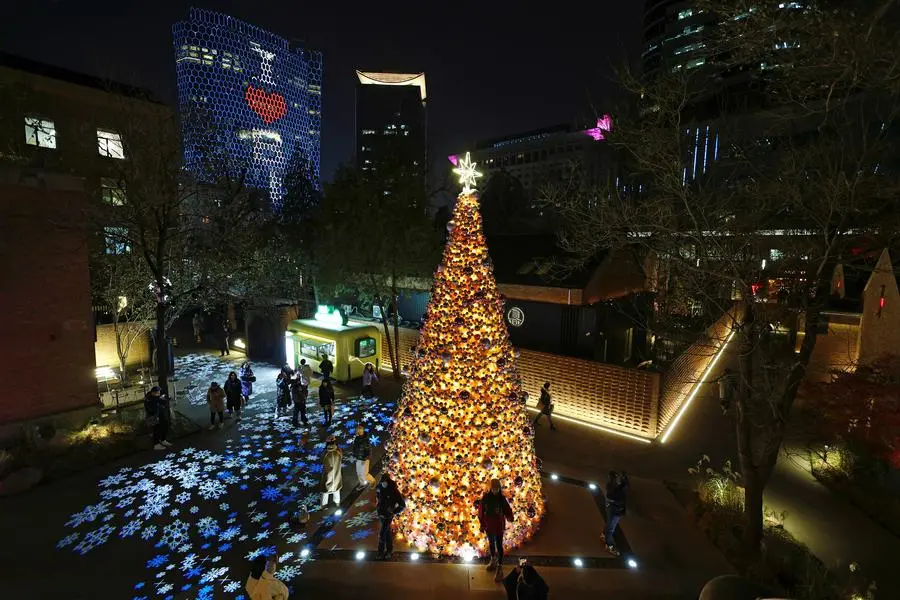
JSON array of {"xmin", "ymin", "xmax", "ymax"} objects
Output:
[
  {"xmin": 350, "ymin": 528, "xmax": 375, "ymax": 541},
  {"xmin": 57, "ymin": 374, "xmax": 394, "ymax": 599}
]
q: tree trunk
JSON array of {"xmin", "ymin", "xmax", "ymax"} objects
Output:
[
  {"xmin": 154, "ymin": 300, "xmax": 170, "ymax": 396},
  {"xmin": 742, "ymin": 466, "xmax": 765, "ymax": 550},
  {"xmin": 113, "ymin": 318, "xmax": 129, "ymax": 385},
  {"xmin": 391, "ymin": 275, "xmax": 401, "ymax": 378},
  {"xmin": 377, "ymin": 298, "xmax": 399, "ymax": 378}
]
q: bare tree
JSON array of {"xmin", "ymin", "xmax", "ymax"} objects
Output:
[{"xmin": 541, "ymin": 0, "xmax": 900, "ymax": 551}]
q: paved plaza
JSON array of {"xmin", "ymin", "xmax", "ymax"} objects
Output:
[{"xmin": 2, "ymin": 350, "xmax": 895, "ymax": 598}]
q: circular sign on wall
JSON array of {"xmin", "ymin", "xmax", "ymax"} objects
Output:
[{"xmin": 506, "ymin": 306, "xmax": 525, "ymax": 327}]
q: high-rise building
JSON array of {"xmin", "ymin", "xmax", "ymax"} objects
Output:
[
  {"xmin": 642, "ymin": 1, "xmax": 714, "ymax": 76},
  {"xmin": 173, "ymin": 8, "xmax": 323, "ymax": 205},
  {"xmin": 355, "ymin": 71, "xmax": 426, "ymax": 172}
]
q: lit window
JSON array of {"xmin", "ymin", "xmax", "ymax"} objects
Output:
[
  {"xmin": 361, "ymin": 129, "xmax": 376, "ymax": 135},
  {"xmin": 686, "ymin": 57, "xmax": 706, "ymax": 70},
  {"xmin": 674, "ymin": 42, "xmax": 705, "ymax": 56},
  {"xmin": 103, "ymin": 227, "xmax": 130, "ymax": 254},
  {"xmin": 101, "ymin": 178, "xmax": 126, "ymax": 205},
  {"xmin": 677, "ymin": 9, "xmax": 693, "ymax": 19},
  {"xmin": 24, "ymin": 116, "xmax": 57, "ymax": 148},
  {"xmin": 769, "ymin": 249, "xmax": 784, "ymax": 261},
  {"xmin": 97, "ymin": 129, "xmax": 125, "ymax": 159}
]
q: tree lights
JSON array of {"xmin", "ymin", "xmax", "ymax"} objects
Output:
[{"xmin": 385, "ymin": 153, "xmax": 545, "ymax": 557}]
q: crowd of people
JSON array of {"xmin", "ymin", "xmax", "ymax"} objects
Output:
[{"xmin": 142, "ymin": 349, "xmax": 632, "ymax": 597}]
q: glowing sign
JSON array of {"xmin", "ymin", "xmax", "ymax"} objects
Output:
[
  {"xmin": 314, "ymin": 305, "xmax": 343, "ymax": 326},
  {"xmin": 506, "ymin": 306, "xmax": 525, "ymax": 327},
  {"xmin": 584, "ymin": 114, "xmax": 612, "ymax": 141}
]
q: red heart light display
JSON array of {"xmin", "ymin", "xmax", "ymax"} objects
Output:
[{"xmin": 245, "ymin": 85, "xmax": 287, "ymax": 125}]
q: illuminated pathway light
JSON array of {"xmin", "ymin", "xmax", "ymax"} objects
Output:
[
  {"xmin": 334, "ymin": 509, "xmax": 343, "ymax": 516},
  {"xmin": 659, "ymin": 328, "xmax": 737, "ymax": 444},
  {"xmin": 588, "ymin": 483, "xmax": 597, "ymax": 491},
  {"xmin": 410, "ymin": 552, "xmax": 420, "ymax": 561},
  {"xmin": 355, "ymin": 550, "xmax": 366, "ymax": 561},
  {"xmin": 525, "ymin": 407, "xmax": 653, "ymax": 444},
  {"xmin": 300, "ymin": 548, "xmax": 310, "ymax": 558},
  {"xmin": 550, "ymin": 473, "xmax": 559, "ymax": 481},
  {"xmin": 627, "ymin": 557, "xmax": 639, "ymax": 569},
  {"xmin": 573, "ymin": 557, "xmax": 584, "ymax": 567}
]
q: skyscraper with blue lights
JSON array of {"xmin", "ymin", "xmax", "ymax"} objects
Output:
[{"xmin": 173, "ymin": 8, "xmax": 322, "ymax": 205}]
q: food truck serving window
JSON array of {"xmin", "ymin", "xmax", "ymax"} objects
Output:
[
  {"xmin": 355, "ymin": 337, "xmax": 376, "ymax": 359},
  {"xmin": 299, "ymin": 337, "xmax": 334, "ymax": 360}
]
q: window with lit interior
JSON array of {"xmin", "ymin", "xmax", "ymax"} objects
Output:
[
  {"xmin": 101, "ymin": 178, "xmax": 126, "ymax": 205},
  {"xmin": 355, "ymin": 337, "xmax": 376, "ymax": 359},
  {"xmin": 97, "ymin": 128, "xmax": 125, "ymax": 159},
  {"xmin": 24, "ymin": 117, "xmax": 57, "ymax": 149}
]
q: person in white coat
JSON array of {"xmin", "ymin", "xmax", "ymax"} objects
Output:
[
  {"xmin": 321, "ymin": 435, "xmax": 343, "ymax": 507},
  {"xmin": 245, "ymin": 555, "xmax": 288, "ymax": 600}
]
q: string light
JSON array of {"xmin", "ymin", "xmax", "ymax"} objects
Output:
[{"xmin": 385, "ymin": 186, "xmax": 545, "ymax": 557}]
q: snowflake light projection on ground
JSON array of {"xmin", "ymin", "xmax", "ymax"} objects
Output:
[
  {"xmin": 58, "ymin": 396, "xmax": 394, "ymax": 599},
  {"xmin": 174, "ymin": 354, "xmax": 279, "ymax": 407}
]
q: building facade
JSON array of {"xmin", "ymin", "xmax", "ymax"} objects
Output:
[
  {"xmin": 458, "ymin": 117, "xmax": 612, "ymax": 197},
  {"xmin": 355, "ymin": 71, "xmax": 426, "ymax": 172},
  {"xmin": 173, "ymin": 8, "xmax": 323, "ymax": 205}
]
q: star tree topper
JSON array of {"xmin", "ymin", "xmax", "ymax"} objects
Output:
[{"xmin": 452, "ymin": 152, "xmax": 483, "ymax": 194}]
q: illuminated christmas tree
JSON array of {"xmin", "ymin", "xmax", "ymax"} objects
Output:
[{"xmin": 385, "ymin": 153, "xmax": 545, "ymax": 558}]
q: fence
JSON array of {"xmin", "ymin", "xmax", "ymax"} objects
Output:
[
  {"xmin": 657, "ymin": 306, "xmax": 740, "ymax": 437},
  {"xmin": 378, "ymin": 325, "xmax": 660, "ymax": 439}
]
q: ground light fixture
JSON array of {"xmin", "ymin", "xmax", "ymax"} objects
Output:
[
  {"xmin": 300, "ymin": 548, "xmax": 310, "ymax": 558},
  {"xmin": 461, "ymin": 548, "xmax": 475, "ymax": 563},
  {"xmin": 355, "ymin": 550, "xmax": 365, "ymax": 561},
  {"xmin": 335, "ymin": 509, "xmax": 343, "ymax": 516},
  {"xmin": 627, "ymin": 558, "xmax": 638, "ymax": 569},
  {"xmin": 588, "ymin": 483, "xmax": 597, "ymax": 491},
  {"xmin": 410, "ymin": 552, "xmax": 420, "ymax": 561},
  {"xmin": 573, "ymin": 558, "xmax": 583, "ymax": 567},
  {"xmin": 550, "ymin": 473, "xmax": 559, "ymax": 481}
]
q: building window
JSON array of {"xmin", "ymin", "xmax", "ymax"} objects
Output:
[
  {"xmin": 103, "ymin": 227, "xmax": 130, "ymax": 254},
  {"xmin": 101, "ymin": 178, "xmax": 126, "ymax": 205},
  {"xmin": 97, "ymin": 128, "xmax": 125, "ymax": 159},
  {"xmin": 677, "ymin": 9, "xmax": 693, "ymax": 19},
  {"xmin": 24, "ymin": 116, "xmax": 57, "ymax": 148}
]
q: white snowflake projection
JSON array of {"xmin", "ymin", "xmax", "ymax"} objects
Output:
[
  {"xmin": 196, "ymin": 517, "xmax": 220, "ymax": 539},
  {"xmin": 55, "ymin": 359, "xmax": 395, "ymax": 598},
  {"xmin": 160, "ymin": 520, "xmax": 190, "ymax": 549},
  {"xmin": 66, "ymin": 501, "xmax": 110, "ymax": 527},
  {"xmin": 73, "ymin": 524, "xmax": 115, "ymax": 555},
  {"xmin": 119, "ymin": 519, "xmax": 143, "ymax": 538},
  {"xmin": 344, "ymin": 511, "xmax": 378, "ymax": 529},
  {"xmin": 197, "ymin": 479, "xmax": 227, "ymax": 500}
]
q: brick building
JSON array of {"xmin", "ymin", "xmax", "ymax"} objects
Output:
[{"xmin": 0, "ymin": 169, "xmax": 97, "ymax": 431}]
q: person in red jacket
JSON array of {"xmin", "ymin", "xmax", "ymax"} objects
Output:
[{"xmin": 478, "ymin": 478, "xmax": 514, "ymax": 581}]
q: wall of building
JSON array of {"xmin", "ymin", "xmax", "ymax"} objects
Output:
[
  {"xmin": 94, "ymin": 323, "xmax": 152, "ymax": 371},
  {"xmin": 0, "ymin": 171, "xmax": 98, "ymax": 428},
  {"xmin": 797, "ymin": 314, "xmax": 860, "ymax": 382},
  {"xmin": 245, "ymin": 305, "xmax": 300, "ymax": 364},
  {"xmin": 858, "ymin": 251, "xmax": 900, "ymax": 365}
]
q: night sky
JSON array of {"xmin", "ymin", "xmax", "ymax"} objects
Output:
[{"xmin": 1, "ymin": 0, "xmax": 642, "ymax": 181}]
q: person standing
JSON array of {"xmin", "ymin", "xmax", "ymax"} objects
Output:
[
  {"xmin": 192, "ymin": 312, "xmax": 203, "ymax": 344},
  {"xmin": 144, "ymin": 386, "xmax": 171, "ymax": 450},
  {"xmin": 290, "ymin": 375, "xmax": 309, "ymax": 427},
  {"xmin": 245, "ymin": 555, "xmax": 288, "ymax": 600},
  {"xmin": 239, "ymin": 362, "xmax": 255, "ymax": 408},
  {"xmin": 275, "ymin": 371, "xmax": 291, "ymax": 417},
  {"xmin": 352, "ymin": 425, "xmax": 375, "ymax": 487},
  {"xmin": 532, "ymin": 382, "xmax": 557, "ymax": 431},
  {"xmin": 478, "ymin": 478, "xmax": 514, "ymax": 581},
  {"xmin": 207, "ymin": 381, "xmax": 226, "ymax": 430},
  {"xmin": 602, "ymin": 470, "xmax": 629, "ymax": 556},
  {"xmin": 318, "ymin": 379, "xmax": 335, "ymax": 426},
  {"xmin": 298, "ymin": 359, "xmax": 313, "ymax": 391},
  {"xmin": 375, "ymin": 473, "xmax": 405, "ymax": 559},
  {"xmin": 219, "ymin": 319, "xmax": 231, "ymax": 356},
  {"xmin": 361, "ymin": 363, "xmax": 379, "ymax": 398},
  {"xmin": 715, "ymin": 368, "xmax": 737, "ymax": 414},
  {"xmin": 319, "ymin": 354, "xmax": 333, "ymax": 382},
  {"xmin": 320, "ymin": 435, "xmax": 343, "ymax": 508},
  {"xmin": 223, "ymin": 371, "xmax": 243, "ymax": 421}
]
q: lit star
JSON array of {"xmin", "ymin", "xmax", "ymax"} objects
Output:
[{"xmin": 452, "ymin": 152, "xmax": 483, "ymax": 194}]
